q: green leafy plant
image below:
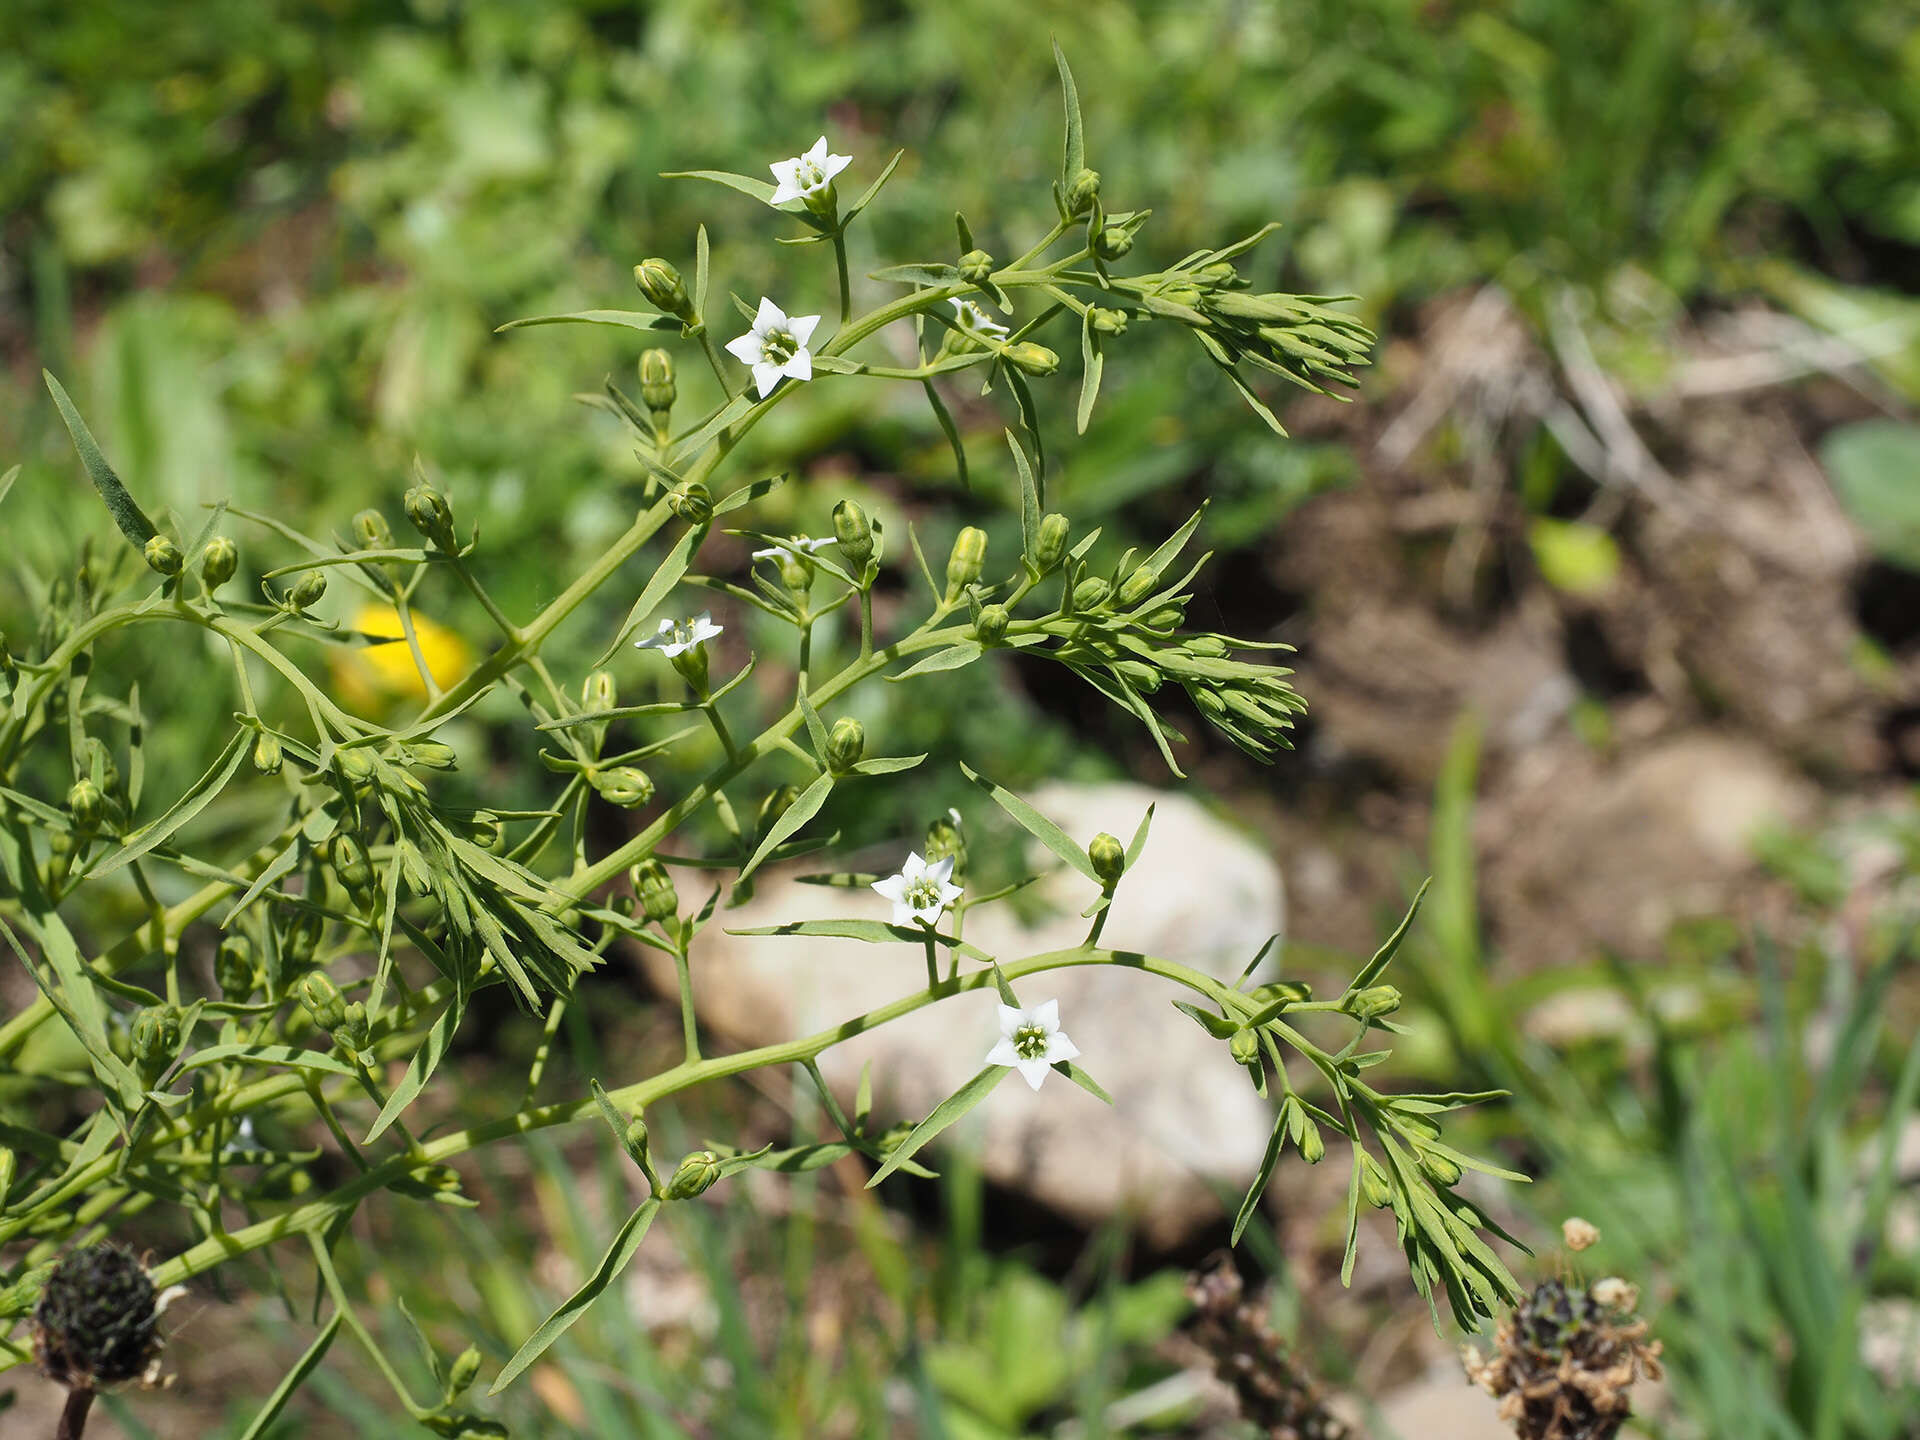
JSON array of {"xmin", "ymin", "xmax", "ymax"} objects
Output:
[{"xmin": 0, "ymin": 53, "xmax": 1521, "ymax": 1434}]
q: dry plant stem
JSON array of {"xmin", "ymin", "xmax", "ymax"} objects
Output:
[{"xmin": 56, "ymin": 1386, "xmax": 94, "ymax": 1440}]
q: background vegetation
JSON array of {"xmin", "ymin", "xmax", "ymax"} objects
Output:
[{"xmin": 3, "ymin": 2, "xmax": 1918, "ymax": 1436}]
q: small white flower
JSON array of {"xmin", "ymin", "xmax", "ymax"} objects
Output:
[
  {"xmin": 223, "ymin": 1117, "xmax": 260, "ymax": 1155},
  {"xmin": 985, "ymin": 998, "xmax": 1081, "ymax": 1091},
  {"xmin": 948, "ymin": 298, "xmax": 1009, "ymax": 338},
  {"xmin": 725, "ymin": 298, "xmax": 823, "ymax": 398},
  {"xmin": 870, "ymin": 850, "xmax": 963, "ymax": 928},
  {"xmin": 768, "ymin": 135, "xmax": 852, "ymax": 207},
  {"xmin": 751, "ymin": 535, "xmax": 833, "ymax": 562},
  {"xmin": 635, "ymin": 611, "xmax": 724, "ymax": 659}
]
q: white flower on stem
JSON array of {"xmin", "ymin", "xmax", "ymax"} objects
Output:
[
  {"xmin": 870, "ymin": 850, "xmax": 962, "ymax": 928},
  {"xmin": 725, "ymin": 298, "xmax": 822, "ymax": 398},
  {"xmin": 750, "ymin": 535, "xmax": 833, "ymax": 562},
  {"xmin": 949, "ymin": 298, "xmax": 1009, "ymax": 338},
  {"xmin": 635, "ymin": 612, "xmax": 723, "ymax": 658},
  {"xmin": 986, "ymin": 998, "xmax": 1081, "ymax": 1091},
  {"xmin": 768, "ymin": 135, "xmax": 852, "ymax": 207}
]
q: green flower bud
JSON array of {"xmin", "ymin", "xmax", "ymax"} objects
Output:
[
  {"xmin": 593, "ymin": 766, "xmax": 656, "ymax": 808},
  {"xmin": 1228, "ymin": 1028, "xmax": 1261, "ymax": 1066},
  {"xmin": 1088, "ymin": 831, "xmax": 1126, "ymax": 885},
  {"xmin": 1065, "ymin": 167, "xmax": 1102, "ymax": 217},
  {"xmin": 288, "ymin": 569, "xmax": 328, "ymax": 610},
  {"xmin": 1029, "ymin": 512, "xmax": 1070, "ymax": 576},
  {"xmin": 336, "ymin": 746, "xmax": 376, "ymax": 785},
  {"xmin": 467, "ymin": 810, "xmax": 504, "ymax": 852},
  {"xmin": 626, "ymin": 859, "xmax": 678, "ymax": 924},
  {"xmin": 1359, "ymin": 1151, "xmax": 1393, "ymax": 1208},
  {"xmin": 352, "ymin": 509, "xmax": 393, "ymax": 551},
  {"xmin": 582, "ymin": 670, "xmax": 618, "ymax": 714},
  {"xmin": 668, "ymin": 643, "xmax": 709, "ymax": 696},
  {"xmin": 1143, "ymin": 603, "xmax": 1186, "ymax": 631},
  {"xmin": 421, "ymin": 1413, "xmax": 510, "ymax": 1439},
  {"xmin": 1419, "ymin": 1150, "xmax": 1463, "ymax": 1188},
  {"xmin": 130, "ymin": 1005, "xmax": 182, "ymax": 1067},
  {"xmin": 201, "ymin": 536, "xmax": 239, "ymax": 590},
  {"xmin": 31, "ymin": 1243, "xmax": 162, "ymax": 1389},
  {"xmin": 1186, "ymin": 635, "xmax": 1230, "ymax": 659},
  {"xmin": 1117, "ymin": 563, "xmax": 1160, "ymax": 608},
  {"xmin": 446, "ymin": 1345, "xmax": 482, "ymax": 1399},
  {"xmin": 633, "ymin": 258, "xmax": 693, "ymax": 321},
  {"xmin": 1089, "ymin": 306, "xmax": 1129, "ymax": 337},
  {"xmin": 67, "ymin": 779, "xmax": 103, "ymax": 832},
  {"xmin": 333, "ymin": 1000, "xmax": 369, "ymax": 1052},
  {"xmin": 944, "ymin": 526, "xmax": 988, "ymax": 599},
  {"xmin": 1158, "ymin": 280, "xmax": 1205, "ymax": 308},
  {"xmin": 332, "ymin": 833, "xmax": 374, "ymax": 896},
  {"xmin": 1094, "ymin": 224, "xmax": 1133, "ymax": 260},
  {"xmin": 407, "ymin": 740, "xmax": 458, "ymax": 770},
  {"xmin": 1111, "ymin": 659, "xmax": 1161, "ymax": 693},
  {"xmin": 825, "ymin": 716, "xmax": 866, "ymax": 774},
  {"xmin": 252, "ymin": 731, "xmax": 284, "ymax": 776},
  {"xmin": 1004, "ymin": 342, "xmax": 1060, "ymax": 377},
  {"xmin": 295, "ymin": 971, "xmax": 347, "ymax": 1032},
  {"xmin": 281, "ymin": 910, "xmax": 322, "ymax": 968},
  {"xmin": 1297, "ymin": 1118, "xmax": 1326, "ymax": 1165},
  {"xmin": 832, "ymin": 499, "xmax": 873, "ymax": 566},
  {"xmin": 1247, "ymin": 979, "xmax": 1313, "ymax": 1008},
  {"xmin": 757, "ymin": 784, "xmax": 800, "ymax": 831},
  {"xmin": 973, "ymin": 604, "xmax": 1009, "ymax": 644},
  {"xmin": 216, "ymin": 933, "xmax": 257, "ymax": 1001},
  {"xmin": 958, "ymin": 248, "xmax": 995, "ymax": 284},
  {"xmin": 638, "ymin": 348, "xmax": 676, "ymax": 413},
  {"xmin": 143, "ymin": 534, "xmax": 182, "ymax": 577},
  {"xmin": 1344, "ymin": 985, "xmax": 1402, "ymax": 1023},
  {"xmin": 1192, "ymin": 686, "xmax": 1228, "ymax": 716},
  {"xmin": 668, "ymin": 481, "xmax": 712, "ymax": 525},
  {"xmin": 1196, "ymin": 262, "xmax": 1239, "ymax": 287},
  {"xmin": 1071, "ymin": 576, "xmax": 1111, "ymax": 612},
  {"xmin": 776, "ymin": 546, "xmax": 814, "ymax": 594},
  {"xmin": 665, "ymin": 1149, "xmax": 721, "ymax": 1200},
  {"xmin": 404, "ymin": 484, "xmax": 456, "ymax": 549}
]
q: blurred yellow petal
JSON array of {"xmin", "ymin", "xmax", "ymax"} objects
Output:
[{"xmin": 330, "ymin": 603, "xmax": 473, "ymax": 714}]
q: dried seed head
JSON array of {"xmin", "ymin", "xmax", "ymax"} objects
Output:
[
  {"xmin": 33, "ymin": 1244, "xmax": 163, "ymax": 1390},
  {"xmin": 1562, "ymin": 1216, "xmax": 1601, "ymax": 1252}
]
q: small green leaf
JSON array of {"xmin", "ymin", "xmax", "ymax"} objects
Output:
[
  {"xmin": 848, "ymin": 754, "xmax": 927, "ymax": 776},
  {"xmin": 1053, "ymin": 38, "xmax": 1086, "ymax": 190},
  {"xmin": 236, "ymin": 1312, "xmax": 342, "ymax": 1440},
  {"xmin": 1173, "ymin": 1001, "xmax": 1237, "ymax": 1040},
  {"xmin": 44, "ymin": 370, "xmax": 158, "ymax": 546},
  {"xmin": 1345, "ymin": 878, "xmax": 1431, "ymax": 995},
  {"xmin": 889, "ymin": 642, "xmax": 985, "ymax": 679},
  {"xmin": 1528, "ymin": 519, "xmax": 1620, "ymax": 597},
  {"xmin": 1232, "ymin": 1103, "xmax": 1290, "ymax": 1243},
  {"xmin": 663, "ymin": 168, "xmax": 781, "ymax": 206},
  {"xmin": 490, "ymin": 1198, "xmax": 662, "ymax": 1394},
  {"xmin": 1060, "ymin": 1061, "xmax": 1111, "ymax": 1104},
  {"xmin": 597, "ymin": 520, "xmax": 707, "ymax": 665},
  {"xmin": 1820, "ymin": 420, "xmax": 1920, "ymax": 571},
  {"xmin": 841, "ymin": 149, "xmax": 905, "ymax": 227},
  {"xmin": 85, "ymin": 727, "xmax": 250, "ymax": 879},
  {"xmin": 923, "ymin": 381, "xmax": 970, "ymax": 492},
  {"xmin": 1076, "ymin": 309, "xmax": 1104, "ymax": 434},
  {"xmin": 868, "ymin": 1066, "xmax": 1009, "ymax": 1187}
]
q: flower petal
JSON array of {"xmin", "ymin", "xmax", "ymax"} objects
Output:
[
  {"xmin": 997, "ymin": 1003, "xmax": 1025, "ymax": 1037},
  {"xmin": 724, "ymin": 331, "xmax": 762, "ymax": 364},
  {"xmin": 1031, "ymin": 998, "xmax": 1060, "ymax": 1033},
  {"xmin": 1015, "ymin": 1057, "xmax": 1052, "ymax": 1090},
  {"xmin": 985, "ymin": 1037, "xmax": 1021, "ymax": 1068},
  {"xmin": 871, "ymin": 876, "xmax": 909, "ymax": 903},
  {"xmin": 822, "ymin": 152, "xmax": 852, "ymax": 182},
  {"xmin": 782, "ymin": 352, "xmax": 813, "ymax": 384},
  {"xmin": 1042, "ymin": 1032, "xmax": 1080, "ymax": 1065},
  {"xmin": 805, "ymin": 136, "xmax": 829, "ymax": 163},
  {"xmin": 891, "ymin": 903, "xmax": 920, "ymax": 927},
  {"xmin": 752, "ymin": 362, "xmax": 782, "ymax": 397},
  {"xmin": 900, "ymin": 852, "xmax": 928, "ymax": 880},
  {"xmin": 789, "ymin": 314, "xmax": 822, "ymax": 347},
  {"xmin": 755, "ymin": 296, "xmax": 787, "ymax": 330}
]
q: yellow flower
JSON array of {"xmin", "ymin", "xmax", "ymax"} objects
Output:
[{"xmin": 331, "ymin": 603, "xmax": 473, "ymax": 714}]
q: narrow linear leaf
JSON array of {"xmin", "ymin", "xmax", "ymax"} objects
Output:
[
  {"xmin": 737, "ymin": 771, "xmax": 832, "ymax": 883},
  {"xmin": 958, "ymin": 763, "xmax": 1097, "ymax": 881},
  {"xmin": 365, "ymin": 993, "xmax": 464, "ymax": 1144},
  {"xmin": 1346, "ymin": 877, "xmax": 1432, "ymax": 994},
  {"xmin": 1232, "ymin": 1104, "xmax": 1290, "ymax": 1244},
  {"xmin": 86, "ymin": 728, "xmax": 250, "ymax": 879},
  {"xmin": 1076, "ymin": 309, "xmax": 1104, "ymax": 434},
  {"xmin": 236, "ymin": 1311, "xmax": 342, "ymax": 1440},
  {"xmin": 44, "ymin": 370, "xmax": 157, "ymax": 546},
  {"xmin": 1060, "ymin": 1061, "xmax": 1111, "ymax": 1104},
  {"xmin": 490, "ymin": 1198, "xmax": 662, "ymax": 1394},
  {"xmin": 175, "ymin": 1044, "xmax": 356, "ymax": 1078},
  {"xmin": 922, "ymin": 381, "xmax": 970, "ymax": 491},
  {"xmin": 842, "ymin": 149, "xmax": 905, "ymax": 226},
  {"xmin": 889, "ymin": 642, "xmax": 984, "ymax": 680},
  {"xmin": 869, "ymin": 1066, "xmax": 1009, "ymax": 1187},
  {"xmin": 661, "ymin": 169, "xmax": 782, "ymax": 206},
  {"xmin": 1053, "ymin": 38, "xmax": 1086, "ymax": 188},
  {"xmin": 495, "ymin": 309, "xmax": 672, "ymax": 334},
  {"xmin": 597, "ymin": 521, "xmax": 708, "ymax": 665}
]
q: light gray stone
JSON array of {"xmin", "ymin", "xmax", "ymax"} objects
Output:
[{"xmin": 657, "ymin": 780, "xmax": 1286, "ymax": 1242}]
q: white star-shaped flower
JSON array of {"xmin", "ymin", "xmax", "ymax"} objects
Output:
[
  {"xmin": 870, "ymin": 850, "xmax": 962, "ymax": 928},
  {"xmin": 985, "ymin": 998, "xmax": 1081, "ymax": 1091},
  {"xmin": 949, "ymin": 298, "xmax": 1009, "ymax": 338},
  {"xmin": 768, "ymin": 136, "xmax": 852, "ymax": 207},
  {"xmin": 635, "ymin": 611, "xmax": 723, "ymax": 658},
  {"xmin": 750, "ymin": 535, "xmax": 833, "ymax": 562},
  {"xmin": 725, "ymin": 298, "xmax": 823, "ymax": 398}
]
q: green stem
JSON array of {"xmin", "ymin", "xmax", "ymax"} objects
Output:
[{"xmin": 832, "ymin": 232, "xmax": 853, "ymax": 328}]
